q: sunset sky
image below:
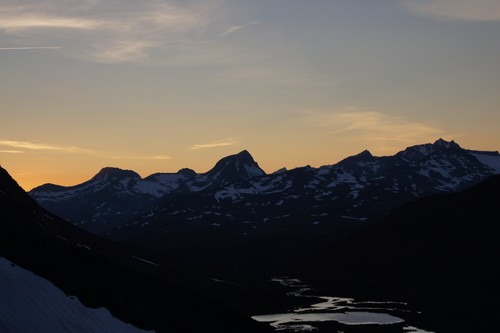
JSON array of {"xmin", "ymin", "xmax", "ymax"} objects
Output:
[{"xmin": 1, "ymin": 0, "xmax": 499, "ymax": 191}]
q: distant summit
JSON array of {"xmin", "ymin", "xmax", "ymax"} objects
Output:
[
  {"xmin": 202, "ymin": 150, "xmax": 266, "ymax": 186},
  {"xmin": 177, "ymin": 168, "xmax": 197, "ymax": 178},
  {"xmin": 337, "ymin": 149, "xmax": 374, "ymax": 166},
  {"xmin": 397, "ymin": 138, "xmax": 463, "ymax": 160},
  {"xmin": 91, "ymin": 167, "xmax": 141, "ymax": 180},
  {"xmin": 272, "ymin": 167, "xmax": 287, "ymax": 175},
  {"xmin": 433, "ymin": 138, "xmax": 461, "ymax": 149}
]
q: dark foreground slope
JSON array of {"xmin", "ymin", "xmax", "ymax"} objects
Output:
[
  {"xmin": 292, "ymin": 174, "xmax": 500, "ymax": 332},
  {"xmin": 0, "ymin": 166, "xmax": 271, "ymax": 333}
]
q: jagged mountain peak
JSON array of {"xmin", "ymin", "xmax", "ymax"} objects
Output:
[
  {"xmin": 433, "ymin": 138, "xmax": 461, "ymax": 149},
  {"xmin": 398, "ymin": 138, "xmax": 464, "ymax": 159},
  {"xmin": 91, "ymin": 167, "xmax": 141, "ymax": 181}
]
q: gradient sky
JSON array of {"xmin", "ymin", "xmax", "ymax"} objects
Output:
[{"xmin": 1, "ymin": 0, "xmax": 499, "ymax": 191}]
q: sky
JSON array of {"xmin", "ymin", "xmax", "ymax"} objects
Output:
[{"xmin": 1, "ymin": 0, "xmax": 499, "ymax": 191}]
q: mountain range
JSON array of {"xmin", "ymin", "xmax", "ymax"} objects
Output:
[
  {"xmin": 30, "ymin": 139, "xmax": 500, "ymax": 233},
  {"xmin": 29, "ymin": 139, "xmax": 500, "ymax": 279}
]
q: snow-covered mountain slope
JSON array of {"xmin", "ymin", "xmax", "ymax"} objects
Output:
[
  {"xmin": 29, "ymin": 167, "xmax": 197, "ymax": 233},
  {"xmin": 185, "ymin": 150, "xmax": 266, "ymax": 191},
  {"xmin": 468, "ymin": 151, "xmax": 500, "ymax": 173},
  {"xmin": 0, "ymin": 257, "xmax": 151, "ymax": 333}
]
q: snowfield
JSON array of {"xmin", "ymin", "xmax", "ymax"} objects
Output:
[{"xmin": 0, "ymin": 257, "xmax": 153, "ymax": 333}]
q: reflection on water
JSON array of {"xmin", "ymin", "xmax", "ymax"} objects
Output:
[
  {"xmin": 252, "ymin": 277, "xmax": 433, "ymax": 332},
  {"xmin": 253, "ymin": 311, "xmax": 404, "ymax": 326}
]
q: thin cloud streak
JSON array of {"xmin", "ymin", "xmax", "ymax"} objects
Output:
[
  {"xmin": 189, "ymin": 138, "xmax": 240, "ymax": 151},
  {"xmin": 329, "ymin": 111, "xmax": 443, "ymax": 140},
  {"xmin": 0, "ymin": 150, "xmax": 24, "ymax": 153},
  {"xmin": 0, "ymin": 140, "xmax": 72, "ymax": 151},
  {"xmin": 0, "ymin": 14, "xmax": 99, "ymax": 31},
  {"xmin": 222, "ymin": 21, "xmax": 261, "ymax": 37},
  {"xmin": 0, "ymin": 46, "xmax": 63, "ymax": 50},
  {"xmin": 402, "ymin": 0, "xmax": 500, "ymax": 21},
  {"xmin": 0, "ymin": 139, "xmax": 170, "ymax": 160}
]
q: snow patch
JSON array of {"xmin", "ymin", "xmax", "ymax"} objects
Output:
[
  {"xmin": 131, "ymin": 256, "xmax": 160, "ymax": 267},
  {"xmin": 341, "ymin": 216, "xmax": 368, "ymax": 221},
  {"xmin": 472, "ymin": 153, "xmax": 500, "ymax": 174}
]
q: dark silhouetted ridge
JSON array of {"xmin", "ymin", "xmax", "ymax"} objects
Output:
[
  {"xmin": 205, "ymin": 150, "xmax": 265, "ymax": 183},
  {"xmin": 91, "ymin": 167, "xmax": 141, "ymax": 180},
  {"xmin": 177, "ymin": 168, "xmax": 197, "ymax": 178},
  {"xmin": 433, "ymin": 138, "xmax": 461, "ymax": 149}
]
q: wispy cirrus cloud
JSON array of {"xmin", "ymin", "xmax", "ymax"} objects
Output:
[
  {"xmin": 0, "ymin": 139, "xmax": 170, "ymax": 160},
  {"xmin": 0, "ymin": 139, "xmax": 80, "ymax": 151},
  {"xmin": 222, "ymin": 21, "xmax": 260, "ymax": 37},
  {"xmin": 402, "ymin": 0, "xmax": 500, "ymax": 22},
  {"xmin": 0, "ymin": 0, "xmax": 221, "ymax": 64},
  {"xmin": 289, "ymin": 108, "xmax": 447, "ymax": 154},
  {"xmin": 189, "ymin": 137, "xmax": 240, "ymax": 151}
]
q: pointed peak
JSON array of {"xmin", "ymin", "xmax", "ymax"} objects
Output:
[
  {"xmin": 0, "ymin": 166, "xmax": 24, "ymax": 193},
  {"xmin": 272, "ymin": 167, "xmax": 288, "ymax": 175},
  {"xmin": 338, "ymin": 149, "xmax": 374, "ymax": 165},
  {"xmin": 234, "ymin": 150, "xmax": 255, "ymax": 162},
  {"xmin": 204, "ymin": 150, "xmax": 265, "ymax": 183},
  {"xmin": 0, "ymin": 166, "xmax": 35, "ymax": 204},
  {"xmin": 356, "ymin": 150, "xmax": 373, "ymax": 158},
  {"xmin": 237, "ymin": 149, "xmax": 251, "ymax": 156},
  {"xmin": 91, "ymin": 167, "xmax": 140, "ymax": 180}
]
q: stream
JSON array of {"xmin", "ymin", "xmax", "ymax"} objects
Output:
[{"xmin": 252, "ymin": 277, "xmax": 433, "ymax": 332}]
